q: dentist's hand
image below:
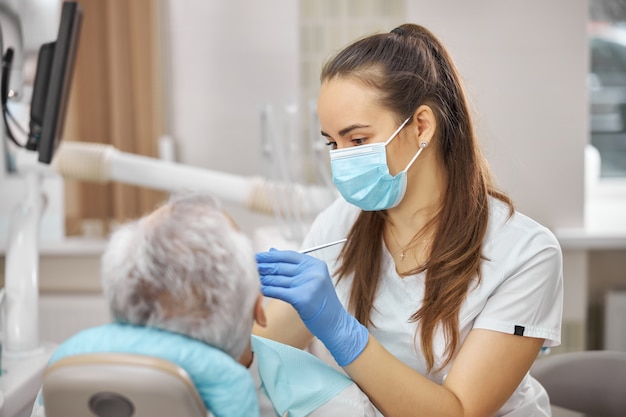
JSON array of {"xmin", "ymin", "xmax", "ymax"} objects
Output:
[{"xmin": 256, "ymin": 249, "xmax": 369, "ymax": 367}]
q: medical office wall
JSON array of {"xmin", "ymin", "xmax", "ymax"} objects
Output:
[{"xmin": 163, "ymin": 0, "xmax": 300, "ymax": 235}]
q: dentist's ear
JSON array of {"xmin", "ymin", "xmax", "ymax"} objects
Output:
[
  {"xmin": 253, "ymin": 294, "xmax": 267, "ymax": 327},
  {"xmin": 411, "ymin": 104, "xmax": 436, "ymax": 147}
]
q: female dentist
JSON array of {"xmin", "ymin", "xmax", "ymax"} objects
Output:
[{"xmin": 255, "ymin": 23, "xmax": 563, "ymax": 417}]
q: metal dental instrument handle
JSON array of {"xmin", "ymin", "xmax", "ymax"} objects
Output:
[{"xmin": 299, "ymin": 238, "xmax": 347, "ymax": 254}]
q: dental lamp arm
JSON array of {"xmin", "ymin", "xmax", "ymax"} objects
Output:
[
  {"xmin": 2, "ymin": 139, "xmax": 335, "ymax": 354},
  {"xmin": 52, "ymin": 141, "xmax": 336, "ymax": 216}
]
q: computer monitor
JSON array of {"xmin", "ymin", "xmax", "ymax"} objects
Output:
[{"xmin": 29, "ymin": 1, "xmax": 82, "ymax": 164}]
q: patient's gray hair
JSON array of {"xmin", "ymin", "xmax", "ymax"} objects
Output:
[{"xmin": 101, "ymin": 193, "xmax": 260, "ymax": 360}]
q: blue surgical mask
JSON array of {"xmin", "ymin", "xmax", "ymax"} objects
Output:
[{"xmin": 329, "ymin": 118, "xmax": 427, "ymax": 211}]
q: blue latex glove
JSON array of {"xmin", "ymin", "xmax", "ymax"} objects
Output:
[{"xmin": 256, "ymin": 249, "xmax": 369, "ymax": 367}]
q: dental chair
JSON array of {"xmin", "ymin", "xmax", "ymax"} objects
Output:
[
  {"xmin": 41, "ymin": 353, "xmax": 208, "ymax": 417},
  {"xmin": 37, "ymin": 323, "xmax": 260, "ymax": 417},
  {"xmin": 530, "ymin": 350, "xmax": 626, "ymax": 417}
]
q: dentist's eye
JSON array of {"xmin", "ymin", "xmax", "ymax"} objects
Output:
[
  {"xmin": 325, "ymin": 141, "xmax": 337, "ymax": 150},
  {"xmin": 352, "ymin": 138, "xmax": 366, "ymax": 146}
]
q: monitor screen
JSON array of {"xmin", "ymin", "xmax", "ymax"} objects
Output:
[{"xmin": 31, "ymin": 1, "xmax": 82, "ymax": 164}]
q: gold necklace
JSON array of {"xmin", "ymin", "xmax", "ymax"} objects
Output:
[{"xmin": 388, "ymin": 226, "xmax": 412, "ymax": 262}]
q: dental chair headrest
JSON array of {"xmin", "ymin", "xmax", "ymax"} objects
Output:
[{"xmin": 44, "ymin": 323, "xmax": 260, "ymax": 417}]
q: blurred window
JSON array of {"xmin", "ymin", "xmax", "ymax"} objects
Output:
[{"xmin": 589, "ymin": 0, "xmax": 626, "ymax": 178}]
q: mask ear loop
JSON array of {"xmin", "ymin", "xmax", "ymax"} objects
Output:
[
  {"xmin": 402, "ymin": 141, "xmax": 428, "ymax": 173},
  {"xmin": 384, "ymin": 117, "xmax": 411, "ymax": 146}
]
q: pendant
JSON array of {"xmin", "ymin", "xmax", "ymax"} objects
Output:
[{"xmin": 399, "ymin": 250, "xmax": 405, "ymax": 261}]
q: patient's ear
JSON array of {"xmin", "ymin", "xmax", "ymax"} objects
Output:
[{"xmin": 253, "ymin": 294, "xmax": 267, "ymax": 327}]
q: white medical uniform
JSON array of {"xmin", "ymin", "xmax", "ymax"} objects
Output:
[
  {"xmin": 301, "ymin": 197, "xmax": 563, "ymax": 417},
  {"xmin": 247, "ymin": 353, "xmax": 377, "ymax": 417}
]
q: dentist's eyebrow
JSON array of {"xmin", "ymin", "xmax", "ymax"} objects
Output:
[{"xmin": 321, "ymin": 123, "xmax": 371, "ymax": 138}]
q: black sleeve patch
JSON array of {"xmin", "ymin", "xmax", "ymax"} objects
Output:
[{"xmin": 514, "ymin": 325, "xmax": 525, "ymax": 336}]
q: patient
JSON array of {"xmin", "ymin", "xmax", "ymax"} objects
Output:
[{"xmin": 32, "ymin": 193, "xmax": 375, "ymax": 417}]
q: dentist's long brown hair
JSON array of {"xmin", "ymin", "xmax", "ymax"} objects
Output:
[{"xmin": 324, "ymin": 24, "xmax": 513, "ymax": 372}]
